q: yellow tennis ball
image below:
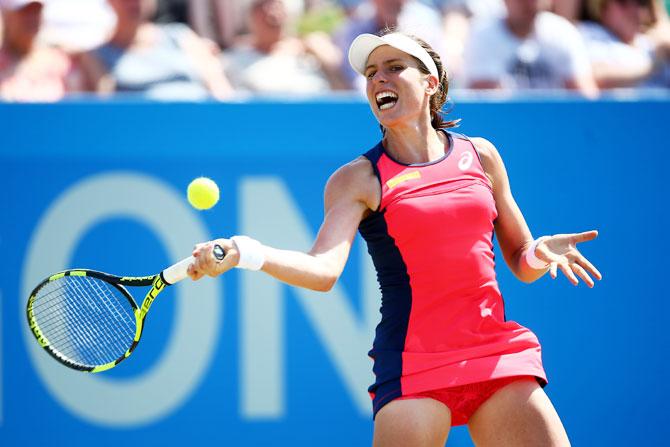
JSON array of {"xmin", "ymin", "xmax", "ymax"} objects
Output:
[{"xmin": 187, "ymin": 177, "xmax": 219, "ymax": 210}]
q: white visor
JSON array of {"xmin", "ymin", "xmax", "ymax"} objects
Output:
[{"xmin": 348, "ymin": 32, "xmax": 439, "ymax": 80}]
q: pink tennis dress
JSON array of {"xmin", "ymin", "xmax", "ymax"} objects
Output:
[{"xmin": 358, "ymin": 131, "xmax": 547, "ymax": 422}]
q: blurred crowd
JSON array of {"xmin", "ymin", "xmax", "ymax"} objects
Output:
[{"xmin": 1, "ymin": 0, "xmax": 669, "ymax": 102}]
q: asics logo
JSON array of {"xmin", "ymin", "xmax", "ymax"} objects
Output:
[{"xmin": 458, "ymin": 151, "xmax": 473, "ymax": 171}]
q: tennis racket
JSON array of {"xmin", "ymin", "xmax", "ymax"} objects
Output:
[{"xmin": 26, "ymin": 244, "xmax": 225, "ymax": 373}]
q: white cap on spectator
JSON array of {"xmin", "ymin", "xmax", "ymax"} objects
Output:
[
  {"xmin": 348, "ymin": 32, "xmax": 439, "ymax": 79},
  {"xmin": 0, "ymin": 0, "xmax": 42, "ymax": 10}
]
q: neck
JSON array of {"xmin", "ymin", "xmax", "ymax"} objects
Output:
[
  {"xmin": 603, "ymin": 20, "xmax": 635, "ymax": 44},
  {"xmin": 1, "ymin": 32, "xmax": 32, "ymax": 57},
  {"xmin": 253, "ymin": 31, "xmax": 282, "ymax": 53},
  {"xmin": 110, "ymin": 21, "xmax": 140, "ymax": 48},
  {"xmin": 383, "ymin": 117, "xmax": 445, "ymax": 164},
  {"xmin": 1, "ymin": 42, "xmax": 31, "ymax": 58},
  {"xmin": 506, "ymin": 16, "xmax": 534, "ymax": 38}
]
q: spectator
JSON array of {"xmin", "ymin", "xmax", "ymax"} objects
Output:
[
  {"xmin": 336, "ymin": 0, "xmax": 363, "ymax": 15},
  {"xmin": 153, "ymin": 0, "xmax": 235, "ymax": 49},
  {"xmin": 463, "ymin": 0, "xmax": 599, "ymax": 96},
  {"xmin": 39, "ymin": 0, "xmax": 115, "ymax": 52},
  {"xmin": 656, "ymin": 0, "xmax": 670, "ymax": 18},
  {"xmin": 153, "ymin": 0, "xmax": 189, "ymax": 23},
  {"xmin": 334, "ymin": 0, "xmax": 444, "ymax": 90},
  {"xmin": 579, "ymin": 0, "xmax": 670, "ymax": 88},
  {"xmin": 297, "ymin": 0, "xmax": 346, "ymax": 36},
  {"xmin": 432, "ymin": 0, "xmax": 506, "ymax": 86},
  {"xmin": 552, "ymin": 0, "xmax": 584, "ymax": 21},
  {"xmin": 222, "ymin": 0, "xmax": 346, "ymax": 94},
  {"xmin": 0, "ymin": 0, "xmax": 84, "ymax": 101},
  {"xmin": 79, "ymin": 0, "xmax": 232, "ymax": 100},
  {"xmin": 433, "ymin": 0, "xmax": 505, "ymax": 19}
]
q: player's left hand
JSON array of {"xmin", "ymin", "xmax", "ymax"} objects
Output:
[{"xmin": 536, "ymin": 230, "xmax": 602, "ymax": 287}]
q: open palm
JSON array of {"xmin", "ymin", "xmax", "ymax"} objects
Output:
[{"xmin": 536, "ymin": 230, "xmax": 602, "ymax": 287}]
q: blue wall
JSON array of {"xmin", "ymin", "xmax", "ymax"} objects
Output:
[{"xmin": 1, "ymin": 98, "xmax": 668, "ymax": 446}]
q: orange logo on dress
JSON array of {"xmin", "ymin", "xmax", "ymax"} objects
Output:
[{"xmin": 386, "ymin": 171, "xmax": 421, "ymax": 189}]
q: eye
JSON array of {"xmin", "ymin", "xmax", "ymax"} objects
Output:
[
  {"xmin": 365, "ymin": 69, "xmax": 376, "ymax": 79},
  {"xmin": 390, "ymin": 65, "xmax": 405, "ymax": 72}
]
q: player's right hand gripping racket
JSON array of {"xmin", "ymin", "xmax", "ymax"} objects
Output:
[{"xmin": 26, "ymin": 245, "xmax": 225, "ymax": 373}]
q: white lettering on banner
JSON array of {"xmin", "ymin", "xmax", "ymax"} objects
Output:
[
  {"xmin": 241, "ymin": 263, "xmax": 284, "ymax": 418},
  {"xmin": 240, "ymin": 177, "xmax": 377, "ymax": 419},
  {"xmin": 20, "ymin": 173, "xmax": 221, "ymax": 427}
]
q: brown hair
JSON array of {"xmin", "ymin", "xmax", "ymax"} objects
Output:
[{"xmin": 379, "ymin": 29, "xmax": 460, "ymax": 130}]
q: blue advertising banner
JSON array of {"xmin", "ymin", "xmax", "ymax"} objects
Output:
[{"xmin": 1, "ymin": 98, "xmax": 668, "ymax": 446}]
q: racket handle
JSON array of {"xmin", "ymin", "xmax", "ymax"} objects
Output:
[
  {"xmin": 162, "ymin": 256, "xmax": 194, "ymax": 285},
  {"xmin": 161, "ymin": 244, "xmax": 227, "ymax": 285}
]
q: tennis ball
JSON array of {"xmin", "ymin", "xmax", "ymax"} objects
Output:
[{"xmin": 187, "ymin": 177, "xmax": 219, "ymax": 210}]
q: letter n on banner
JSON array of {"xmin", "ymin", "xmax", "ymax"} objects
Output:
[{"xmin": 240, "ymin": 177, "xmax": 376, "ymax": 419}]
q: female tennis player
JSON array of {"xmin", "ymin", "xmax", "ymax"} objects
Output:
[{"xmin": 188, "ymin": 30, "xmax": 601, "ymax": 447}]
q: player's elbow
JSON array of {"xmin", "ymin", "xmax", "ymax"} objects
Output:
[
  {"xmin": 508, "ymin": 259, "xmax": 538, "ymax": 284},
  {"xmin": 308, "ymin": 253, "xmax": 342, "ymax": 292},
  {"xmin": 305, "ymin": 269, "xmax": 339, "ymax": 292},
  {"xmin": 507, "ymin": 248, "xmax": 538, "ymax": 283},
  {"xmin": 512, "ymin": 266, "xmax": 544, "ymax": 284},
  {"xmin": 517, "ymin": 273, "xmax": 536, "ymax": 284},
  {"xmin": 313, "ymin": 274, "xmax": 338, "ymax": 292}
]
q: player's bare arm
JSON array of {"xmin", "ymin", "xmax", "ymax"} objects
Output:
[
  {"xmin": 472, "ymin": 137, "xmax": 601, "ymax": 286},
  {"xmin": 189, "ymin": 157, "xmax": 378, "ymax": 291}
]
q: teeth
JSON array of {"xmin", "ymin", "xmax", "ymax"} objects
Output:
[
  {"xmin": 376, "ymin": 91, "xmax": 398, "ymax": 102},
  {"xmin": 376, "ymin": 91, "xmax": 398, "ymax": 111}
]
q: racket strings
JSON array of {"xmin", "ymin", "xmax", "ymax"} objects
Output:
[
  {"xmin": 35, "ymin": 281, "xmax": 130, "ymax": 366},
  {"xmin": 32, "ymin": 281, "xmax": 132, "ymax": 334},
  {"xmin": 32, "ymin": 278, "xmax": 133, "ymax": 337},
  {"xmin": 36, "ymin": 278, "xmax": 134, "ymax": 366},
  {"xmin": 39, "ymin": 285, "xmax": 113, "ymax": 367},
  {"xmin": 31, "ymin": 275, "xmax": 137, "ymax": 367},
  {"xmin": 47, "ymin": 277, "xmax": 134, "ymax": 356},
  {"xmin": 58, "ymin": 277, "xmax": 132, "ymax": 363},
  {"xmin": 89, "ymin": 277, "xmax": 137, "ymax": 335}
]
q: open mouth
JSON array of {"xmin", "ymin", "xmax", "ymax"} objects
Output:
[{"xmin": 376, "ymin": 91, "xmax": 398, "ymax": 111}]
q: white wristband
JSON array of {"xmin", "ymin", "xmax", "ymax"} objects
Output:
[
  {"xmin": 525, "ymin": 236, "xmax": 550, "ymax": 270},
  {"xmin": 231, "ymin": 235, "xmax": 265, "ymax": 271}
]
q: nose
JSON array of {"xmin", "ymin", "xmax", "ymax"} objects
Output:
[{"xmin": 371, "ymin": 70, "xmax": 387, "ymax": 84}]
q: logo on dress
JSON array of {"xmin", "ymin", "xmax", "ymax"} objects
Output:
[
  {"xmin": 386, "ymin": 170, "xmax": 421, "ymax": 189},
  {"xmin": 458, "ymin": 151, "xmax": 473, "ymax": 171}
]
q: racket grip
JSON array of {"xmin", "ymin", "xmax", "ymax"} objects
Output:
[
  {"xmin": 162, "ymin": 256, "xmax": 195, "ymax": 285},
  {"xmin": 162, "ymin": 245, "xmax": 226, "ymax": 285}
]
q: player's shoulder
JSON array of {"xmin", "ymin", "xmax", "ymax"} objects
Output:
[
  {"xmin": 469, "ymin": 136, "xmax": 507, "ymax": 180},
  {"xmin": 328, "ymin": 156, "xmax": 376, "ymax": 188},
  {"xmin": 324, "ymin": 156, "xmax": 379, "ymax": 209},
  {"xmin": 469, "ymin": 136, "xmax": 500, "ymax": 161}
]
